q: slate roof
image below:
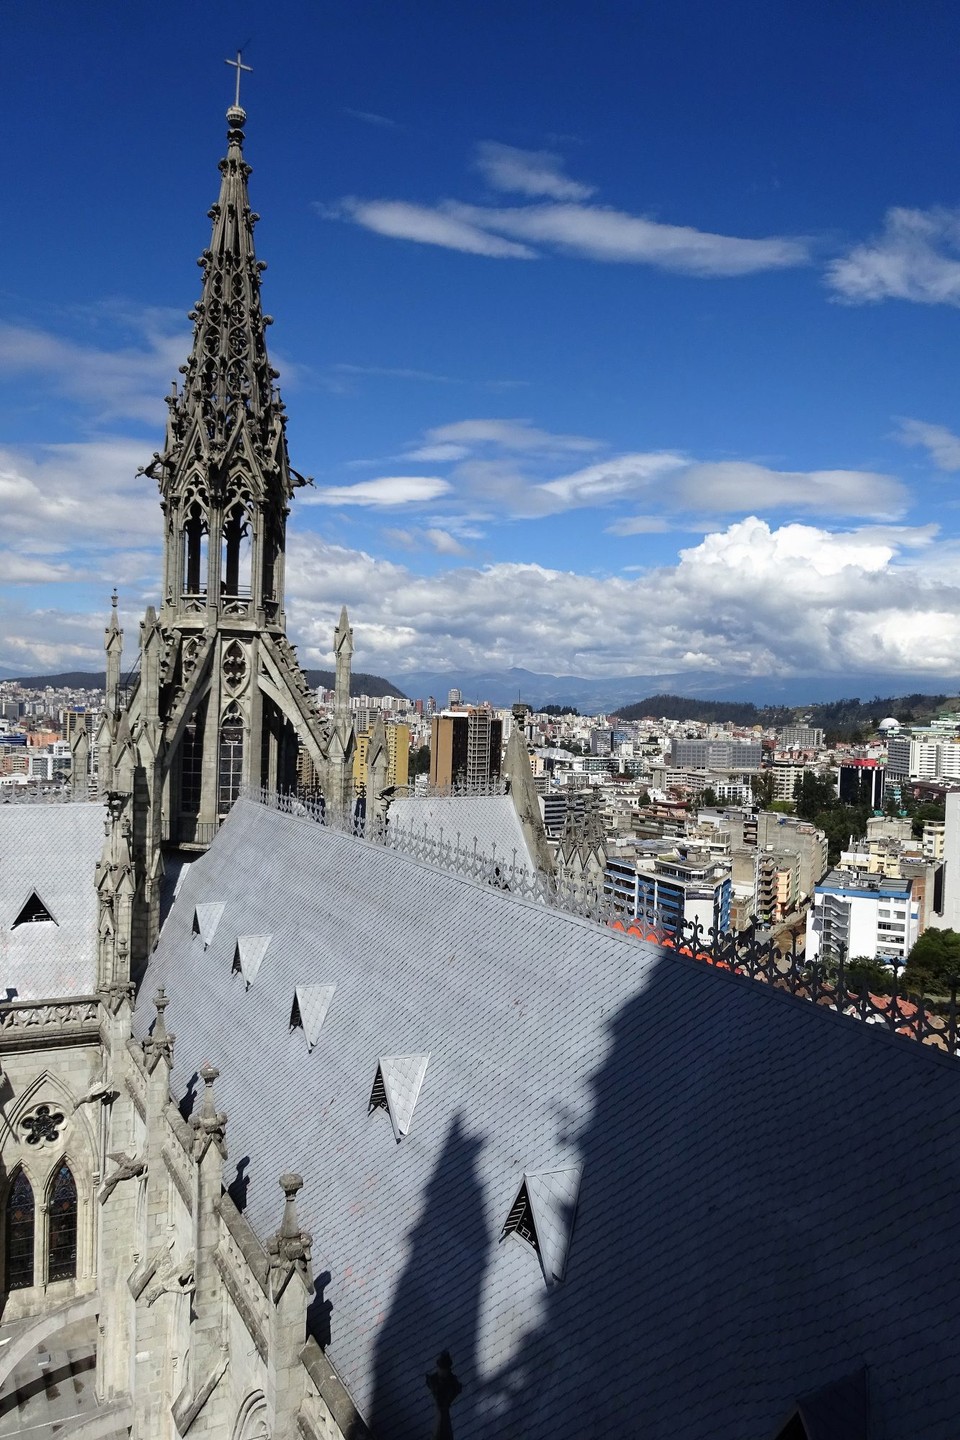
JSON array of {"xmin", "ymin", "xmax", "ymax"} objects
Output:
[
  {"xmin": 0, "ymin": 803, "xmax": 103, "ymax": 999},
  {"xmin": 137, "ymin": 797, "xmax": 960, "ymax": 1440},
  {"xmin": 387, "ymin": 794, "xmax": 538, "ymax": 876}
]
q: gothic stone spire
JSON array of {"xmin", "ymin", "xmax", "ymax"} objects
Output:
[{"xmin": 122, "ymin": 97, "xmax": 349, "ymax": 875}]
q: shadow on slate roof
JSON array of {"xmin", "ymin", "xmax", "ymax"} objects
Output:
[{"xmin": 136, "ymin": 797, "xmax": 960, "ymax": 1440}]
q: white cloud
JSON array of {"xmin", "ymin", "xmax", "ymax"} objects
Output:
[
  {"xmin": 424, "ymin": 418, "xmax": 598, "ymax": 454},
  {"xmin": 474, "ymin": 142, "xmax": 594, "ymax": 200},
  {"xmin": 304, "ymin": 475, "xmax": 452, "ymax": 507},
  {"xmin": 327, "ymin": 191, "xmax": 808, "ymax": 275},
  {"xmin": 4, "ymin": 515, "xmax": 958, "ymax": 685},
  {"xmin": 0, "ymin": 441, "xmax": 157, "ymax": 550},
  {"xmin": 606, "ymin": 515, "xmax": 672, "ymax": 535},
  {"xmin": 406, "ymin": 443, "xmax": 472, "ymax": 462},
  {"xmin": 449, "ymin": 201, "xmax": 809, "ymax": 274},
  {"xmin": 540, "ymin": 452, "xmax": 687, "ymax": 506},
  {"xmin": 673, "ymin": 460, "xmax": 906, "ymax": 519},
  {"xmin": 826, "ymin": 207, "xmax": 960, "ymax": 306},
  {"xmin": 327, "ymin": 199, "xmax": 536, "ymax": 259},
  {"xmin": 0, "ymin": 316, "xmax": 188, "ymax": 425},
  {"xmin": 896, "ymin": 417, "xmax": 960, "ymax": 471},
  {"xmin": 275, "ymin": 518, "xmax": 960, "ymax": 684},
  {"xmin": 425, "ymin": 528, "xmax": 468, "ymax": 556}
]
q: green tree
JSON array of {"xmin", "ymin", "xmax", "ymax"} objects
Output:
[
  {"xmin": 751, "ymin": 771, "xmax": 775, "ymax": 808},
  {"xmin": 844, "ymin": 956, "xmax": 893, "ymax": 994},
  {"xmin": 700, "ymin": 785, "xmax": 718, "ymax": 807},
  {"xmin": 902, "ymin": 929, "xmax": 960, "ymax": 995},
  {"xmin": 409, "ymin": 744, "xmax": 431, "ymax": 777},
  {"xmin": 794, "ymin": 770, "xmax": 837, "ymax": 820}
]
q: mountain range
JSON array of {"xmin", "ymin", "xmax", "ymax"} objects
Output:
[{"xmin": 7, "ymin": 664, "xmax": 960, "ymax": 715}]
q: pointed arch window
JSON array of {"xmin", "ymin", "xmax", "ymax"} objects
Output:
[
  {"xmin": 218, "ymin": 702, "xmax": 244, "ymax": 815},
  {"xmin": 47, "ymin": 1162, "xmax": 78, "ymax": 1282},
  {"xmin": 5, "ymin": 1170, "xmax": 35, "ymax": 1289}
]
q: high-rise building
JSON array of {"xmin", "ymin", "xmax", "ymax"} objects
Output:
[
  {"xmin": 429, "ymin": 708, "xmax": 503, "ymax": 788},
  {"xmin": 354, "ymin": 722, "xmax": 410, "ymax": 793}
]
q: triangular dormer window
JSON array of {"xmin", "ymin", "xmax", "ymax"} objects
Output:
[
  {"xmin": 12, "ymin": 891, "xmax": 57, "ymax": 928},
  {"xmin": 500, "ymin": 1166, "xmax": 583, "ymax": 1287},
  {"xmin": 289, "ymin": 985, "xmax": 336, "ymax": 1050},
  {"xmin": 367, "ymin": 1055, "xmax": 429, "ymax": 1140}
]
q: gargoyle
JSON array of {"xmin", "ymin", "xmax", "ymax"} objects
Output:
[{"xmin": 99, "ymin": 1150, "xmax": 147, "ymax": 1203}]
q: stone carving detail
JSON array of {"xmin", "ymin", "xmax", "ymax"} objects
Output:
[
  {"xmin": 222, "ymin": 640, "xmax": 247, "ymax": 692},
  {"xmin": 100, "ymin": 1150, "xmax": 147, "ymax": 1203},
  {"xmin": 22, "ymin": 1104, "xmax": 64, "ymax": 1146}
]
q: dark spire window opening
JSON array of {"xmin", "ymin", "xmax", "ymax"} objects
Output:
[
  {"xmin": 5, "ymin": 1170, "xmax": 35, "ymax": 1290},
  {"xmin": 289, "ymin": 994, "xmax": 303, "ymax": 1031},
  {"xmin": 183, "ymin": 502, "xmax": 209, "ymax": 596},
  {"xmin": 47, "ymin": 1162, "xmax": 78, "ymax": 1282},
  {"xmin": 221, "ymin": 504, "xmax": 252, "ymax": 597}
]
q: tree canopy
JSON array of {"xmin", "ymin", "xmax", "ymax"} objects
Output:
[{"xmin": 903, "ymin": 928, "xmax": 960, "ymax": 995}]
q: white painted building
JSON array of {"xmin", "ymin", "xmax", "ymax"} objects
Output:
[{"xmin": 806, "ymin": 871, "xmax": 920, "ymax": 964}]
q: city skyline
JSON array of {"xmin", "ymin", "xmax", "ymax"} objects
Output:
[{"xmin": 5, "ymin": 3, "xmax": 960, "ymax": 693}]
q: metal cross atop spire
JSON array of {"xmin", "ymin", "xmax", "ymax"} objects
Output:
[{"xmin": 225, "ymin": 50, "xmax": 252, "ymax": 109}]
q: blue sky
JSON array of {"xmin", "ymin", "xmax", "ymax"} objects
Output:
[{"xmin": 4, "ymin": 1, "xmax": 960, "ymax": 692}]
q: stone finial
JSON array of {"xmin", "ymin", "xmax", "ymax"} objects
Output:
[
  {"xmin": 268, "ymin": 1172, "xmax": 313, "ymax": 1302},
  {"xmin": 143, "ymin": 987, "xmax": 175, "ymax": 1072},
  {"xmin": 426, "ymin": 1352, "xmax": 461, "ymax": 1440},
  {"xmin": 192, "ymin": 1062, "xmax": 227, "ymax": 1159}
]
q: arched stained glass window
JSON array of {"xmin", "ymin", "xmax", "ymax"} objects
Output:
[
  {"xmin": 47, "ymin": 1162, "xmax": 77, "ymax": 1282},
  {"xmin": 5, "ymin": 1170, "xmax": 35, "ymax": 1289}
]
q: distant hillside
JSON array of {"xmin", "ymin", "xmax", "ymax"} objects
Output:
[
  {"xmin": 613, "ymin": 692, "xmax": 954, "ymax": 741},
  {"xmin": 8, "ymin": 668, "xmax": 406, "ymax": 700},
  {"xmin": 303, "ymin": 669, "xmax": 407, "ymax": 700}
]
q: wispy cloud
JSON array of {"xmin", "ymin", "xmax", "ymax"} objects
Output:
[
  {"xmin": 827, "ymin": 207, "xmax": 960, "ymax": 306},
  {"xmin": 323, "ymin": 146, "xmax": 810, "ymax": 276},
  {"xmin": 448, "ymin": 201, "xmax": 808, "ymax": 275},
  {"xmin": 473, "ymin": 142, "xmax": 594, "ymax": 200},
  {"xmin": 896, "ymin": 417, "xmax": 960, "ymax": 471},
  {"xmin": 0, "ymin": 317, "xmax": 188, "ymax": 426},
  {"xmin": 422, "ymin": 418, "xmax": 598, "ymax": 454},
  {"xmin": 672, "ymin": 460, "xmax": 906, "ymax": 519},
  {"xmin": 425, "ymin": 527, "xmax": 468, "ymax": 555},
  {"xmin": 344, "ymin": 108, "xmax": 399, "ymax": 129},
  {"xmin": 304, "ymin": 475, "xmax": 452, "ymax": 507},
  {"xmin": 326, "ymin": 199, "xmax": 536, "ymax": 259},
  {"xmin": 332, "ymin": 362, "xmax": 457, "ymax": 384}
]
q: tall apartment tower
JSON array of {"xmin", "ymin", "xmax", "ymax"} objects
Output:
[
  {"xmin": 430, "ymin": 708, "xmax": 503, "ymax": 788},
  {"xmin": 98, "ymin": 98, "xmax": 353, "ymax": 966}
]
